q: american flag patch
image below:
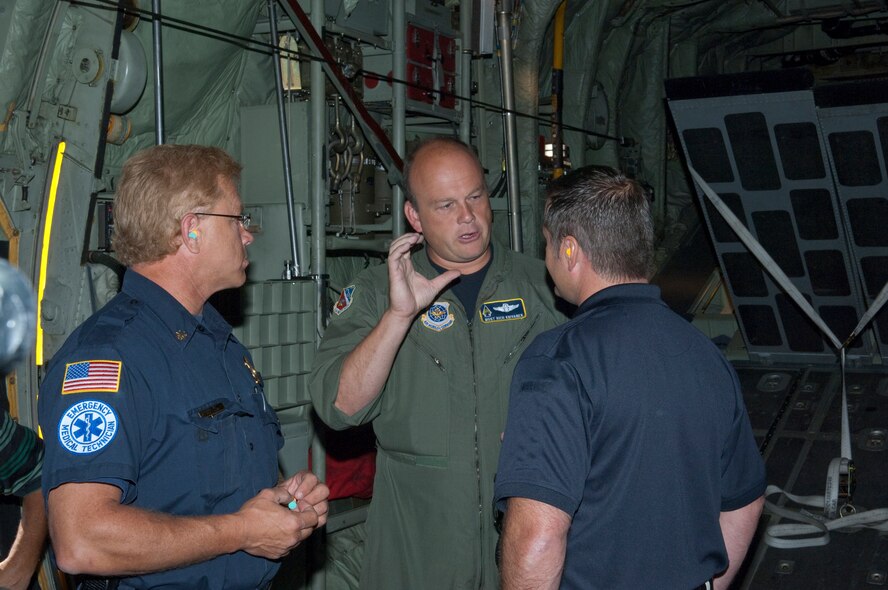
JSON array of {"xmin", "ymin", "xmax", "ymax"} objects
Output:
[{"xmin": 61, "ymin": 360, "xmax": 122, "ymax": 395}]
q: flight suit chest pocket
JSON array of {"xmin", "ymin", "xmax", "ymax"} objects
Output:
[
  {"xmin": 187, "ymin": 398, "xmax": 253, "ymax": 508},
  {"xmin": 378, "ymin": 332, "xmax": 452, "ymax": 459}
]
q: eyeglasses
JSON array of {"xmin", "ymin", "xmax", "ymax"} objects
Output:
[{"xmin": 194, "ymin": 212, "xmax": 252, "ymax": 228}]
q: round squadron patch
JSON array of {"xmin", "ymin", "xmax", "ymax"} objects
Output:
[
  {"xmin": 58, "ymin": 399, "xmax": 119, "ymax": 455},
  {"xmin": 422, "ymin": 302, "xmax": 454, "ymax": 332}
]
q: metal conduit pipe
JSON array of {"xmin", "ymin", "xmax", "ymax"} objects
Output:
[
  {"xmin": 308, "ymin": 2, "xmax": 327, "ymax": 586},
  {"xmin": 459, "ymin": 0, "xmax": 473, "ymax": 144},
  {"xmin": 152, "ymin": 0, "xmax": 165, "ymax": 144},
  {"xmin": 295, "ymin": 204, "xmax": 308, "ymax": 280},
  {"xmin": 392, "ymin": 0, "xmax": 407, "ymax": 236},
  {"xmin": 268, "ymin": 0, "xmax": 301, "ymax": 276},
  {"xmin": 496, "ymin": 1, "xmax": 522, "ymax": 252},
  {"xmin": 310, "ymin": 0, "xmax": 327, "ymax": 338}
]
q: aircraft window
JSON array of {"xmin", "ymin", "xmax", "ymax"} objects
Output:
[
  {"xmin": 829, "ymin": 131, "xmax": 881, "ymax": 186},
  {"xmin": 704, "ymin": 192, "xmax": 746, "ymax": 243},
  {"xmin": 777, "ymin": 294, "xmax": 825, "ymax": 353},
  {"xmin": 775, "ymin": 122, "xmax": 826, "ymax": 180},
  {"xmin": 752, "ymin": 211, "xmax": 805, "ymax": 278},
  {"xmin": 877, "ymin": 117, "xmax": 888, "ymax": 177},
  {"xmin": 846, "ymin": 197, "xmax": 888, "ymax": 247},
  {"xmin": 861, "ymin": 256, "xmax": 888, "ymax": 299},
  {"xmin": 723, "ymin": 252, "xmax": 768, "ymax": 297},
  {"xmin": 682, "ymin": 127, "xmax": 734, "ymax": 183},
  {"xmin": 804, "ymin": 250, "xmax": 850, "ymax": 297},
  {"xmin": 737, "ymin": 305, "xmax": 782, "ymax": 347},
  {"xmin": 877, "ymin": 310, "xmax": 888, "ymax": 346},
  {"xmin": 790, "ymin": 189, "xmax": 838, "ymax": 241},
  {"xmin": 724, "ymin": 112, "xmax": 781, "ymax": 191}
]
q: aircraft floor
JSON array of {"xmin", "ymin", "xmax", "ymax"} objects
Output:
[{"xmin": 736, "ymin": 364, "xmax": 888, "ymax": 590}]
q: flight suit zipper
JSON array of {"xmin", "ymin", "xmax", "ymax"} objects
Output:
[
  {"xmin": 406, "ymin": 332, "xmax": 446, "ymax": 372},
  {"xmin": 503, "ymin": 311, "xmax": 540, "ymax": 364},
  {"xmin": 472, "ymin": 267, "xmax": 506, "ymax": 589},
  {"xmin": 468, "ymin": 316, "xmax": 484, "ymax": 589}
]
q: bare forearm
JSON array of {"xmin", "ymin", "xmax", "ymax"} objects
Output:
[
  {"xmin": 501, "ymin": 535, "xmax": 565, "ymax": 590},
  {"xmin": 50, "ymin": 481, "xmax": 320, "ymax": 577},
  {"xmin": 335, "ymin": 309, "xmax": 413, "ymax": 415},
  {"xmin": 715, "ymin": 495, "xmax": 765, "ymax": 590},
  {"xmin": 0, "ymin": 489, "xmax": 48, "ymax": 589},
  {"xmin": 500, "ymin": 498, "xmax": 570, "ymax": 590},
  {"xmin": 51, "ymin": 501, "xmax": 243, "ymax": 576}
]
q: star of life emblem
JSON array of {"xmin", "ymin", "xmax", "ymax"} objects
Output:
[
  {"xmin": 422, "ymin": 301, "xmax": 454, "ymax": 332},
  {"xmin": 58, "ymin": 399, "xmax": 119, "ymax": 455}
]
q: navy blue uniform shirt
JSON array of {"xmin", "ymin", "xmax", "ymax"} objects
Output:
[
  {"xmin": 495, "ymin": 283, "xmax": 766, "ymax": 589},
  {"xmin": 40, "ymin": 270, "xmax": 283, "ymax": 590}
]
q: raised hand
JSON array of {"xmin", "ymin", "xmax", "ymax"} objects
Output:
[{"xmin": 387, "ymin": 233, "xmax": 460, "ymax": 319}]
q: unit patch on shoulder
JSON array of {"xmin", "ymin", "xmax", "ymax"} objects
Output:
[
  {"xmin": 62, "ymin": 360, "xmax": 122, "ymax": 394},
  {"xmin": 333, "ymin": 285, "xmax": 356, "ymax": 315},
  {"xmin": 422, "ymin": 302, "xmax": 455, "ymax": 332},
  {"xmin": 58, "ymin": 399, "xmax": 119, "ymax": 455},
  {"xmin": 479, "ymin": 298, "xmax": 527, "ymax": 323}
]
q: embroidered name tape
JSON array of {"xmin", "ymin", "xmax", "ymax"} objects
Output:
[
  {"xmin": 62, "ymin": 360, "xmax": 122, "ymax": 394},
  {"xmin": 479, "ymin": 298, "xmax": 527, "ymax": 323}
]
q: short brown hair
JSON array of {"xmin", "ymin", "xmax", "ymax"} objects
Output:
[
  {"xmin": 545, "ymin": 166, "xmax": 654, "ymax": 282},
  {"xmin": 113, "ymin": 145, "xmax": 241, "ymax": 266}
]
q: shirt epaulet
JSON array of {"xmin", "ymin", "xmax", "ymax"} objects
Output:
[{"xmin": 76, "ymin": 295, "xmax": 142, "ymax": 348}]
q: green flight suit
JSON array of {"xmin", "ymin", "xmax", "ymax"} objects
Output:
[{"xmin": 310, "ymin": 243, "xmax": 565, "ymax": 589}]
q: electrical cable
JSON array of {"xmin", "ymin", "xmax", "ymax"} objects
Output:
[{"xmin": 69, "ymin": 0, "xmax": 628, "ymax": 146}]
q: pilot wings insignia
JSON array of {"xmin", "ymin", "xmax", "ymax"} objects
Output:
[{"xmin": 479, "ymin": 298, "xmax": 527, "ymax": 323}]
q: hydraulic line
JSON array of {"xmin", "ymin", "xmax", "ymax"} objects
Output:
[
  {"xmin": 268, "ymin": 0, "xmax": 301, "ymax": 275},
  {"xmin": 551, "ymin": 1, "xmax": 566, "ymax": 179},
  {"xmin": 496, "ymin": 0, "xmax": 523, "ymax": 252}
]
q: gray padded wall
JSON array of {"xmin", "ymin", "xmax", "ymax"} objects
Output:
[
  {"xmin": 668, "ymin": 83, "xmax": 875, "ymax": 364},
  {"xmin": 817, "ymin": 100, "xmax": 888, "ymax": 363}
]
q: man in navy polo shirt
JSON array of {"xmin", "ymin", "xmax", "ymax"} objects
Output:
[
  {"xmin": 494, "ymin": 166, "xmax": 766, "ymax": 590},
  {"xmin": 39, "ymin": 145, "xmax": 328, "ymax": 589}
]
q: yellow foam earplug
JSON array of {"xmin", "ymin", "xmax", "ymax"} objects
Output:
[{"xmin": 566, "ymin": 247, "xmax": 572, "ymax": 257}]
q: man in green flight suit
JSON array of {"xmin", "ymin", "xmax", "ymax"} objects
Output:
[{"xmin": 310, "ymin": 137, "xmax": 565, "ymax": 589}]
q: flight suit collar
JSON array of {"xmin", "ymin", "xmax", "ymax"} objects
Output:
[
  {"xmin": 412, "ymin": 236, "xmax": 512, "ymax": 299},
  {"xmin": 121, "ymin": 269, "xmax": 234, "ymax": 350}
]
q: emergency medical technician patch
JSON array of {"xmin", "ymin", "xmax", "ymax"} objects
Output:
[
  {"xmin": 58, "ymin": 399, "xmax": 119, "ymax": 454},
  {"xmin": 334, "ymin": 285, "xmax": 355, "ymax": 315},
  {"xmin": 479, "ymin": 298, "xmax": 527, "ymax": 323},
  {"xmin": 422, "ymin": 302, "xmax": 454, "ymax": 332},
  {"xmin": 61, "ymin": 360, "xmax": 122, "ymax": 394}
]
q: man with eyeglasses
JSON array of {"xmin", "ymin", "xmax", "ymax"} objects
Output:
[{"xmin": 38, "ymin": 144, "xmax": 329, "ymax": 589}]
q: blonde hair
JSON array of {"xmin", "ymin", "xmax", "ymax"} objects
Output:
[{"xmin": 113, "ymin": 144, "xmax": 241, "ymax": 266}]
